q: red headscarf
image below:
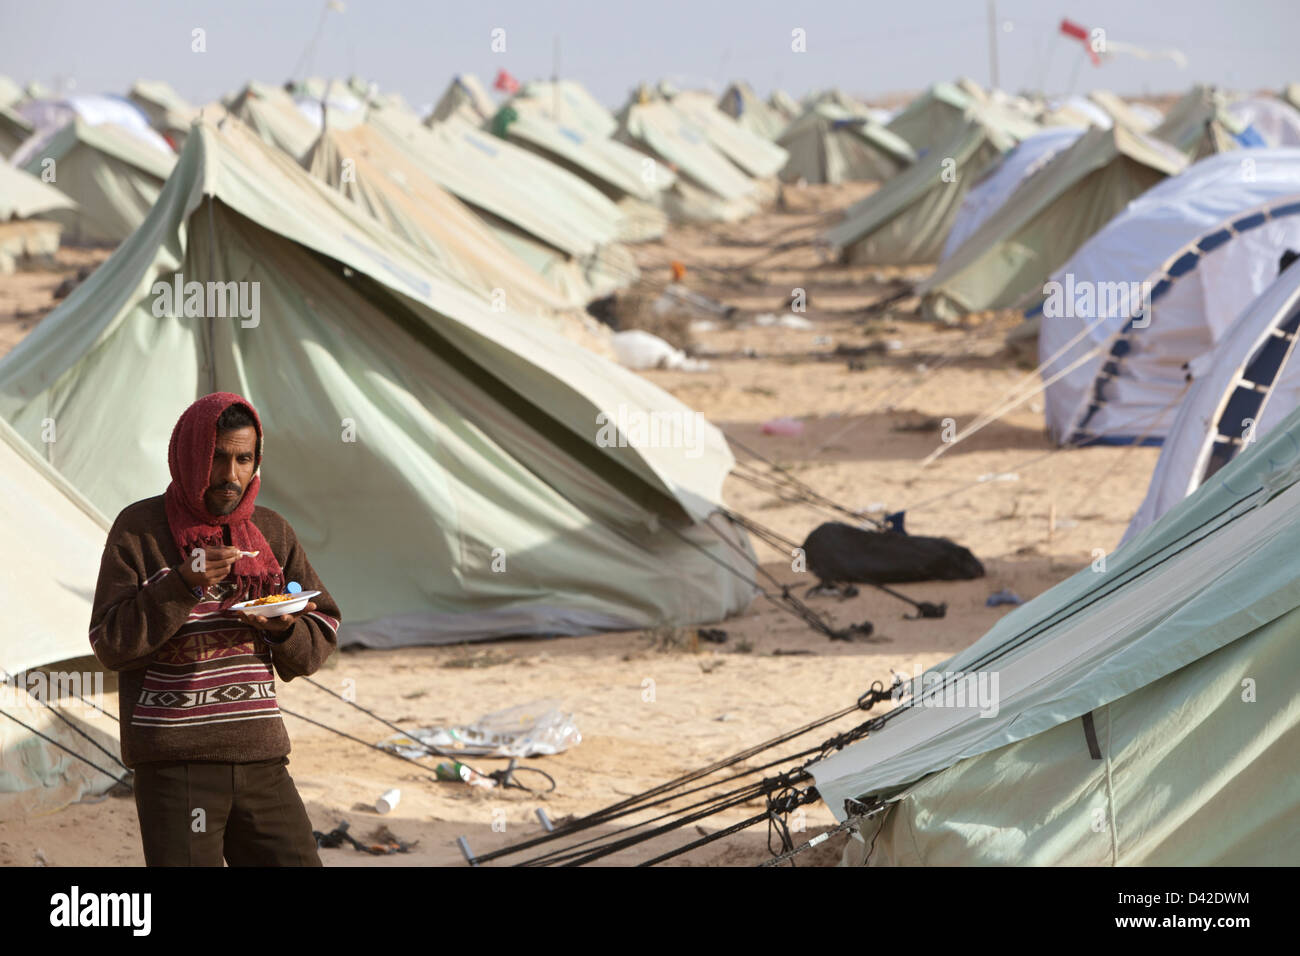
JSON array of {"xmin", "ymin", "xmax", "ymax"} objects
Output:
[{"xmin": 164, "ymin": 392, "xmax": 284, "ymax": 609}]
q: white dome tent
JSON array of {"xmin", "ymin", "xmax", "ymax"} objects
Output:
[
  {"xmin": 1124, "ymin": 255, "xmax": 1300, "ymax": 542},
  {"xmin": 1037, "ymin": 149, "xmax": 1300, "ymax": 446}
]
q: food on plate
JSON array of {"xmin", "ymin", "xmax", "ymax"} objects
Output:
[{"xmin": 245, "ymin": 593, "xmax": 296, "ymax": 607}]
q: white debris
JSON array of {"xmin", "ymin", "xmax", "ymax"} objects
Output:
[
  {"xmin": 778, "ymin": 315, "xmax": 814, "ymax": 330},
  {"xmin": 612, "ymin": 330, "xmax": 709, "ymax": 371}
]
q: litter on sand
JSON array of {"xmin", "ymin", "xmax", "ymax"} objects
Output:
[
  {"xmin": 986, "ymin": 588, "xmax": 1024, "ymax": 607},
  {"xmin": 379, "ymin": 700, "xmax": 581, "ymax": 759}
]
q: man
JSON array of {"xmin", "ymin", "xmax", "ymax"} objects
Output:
[{"xmin": 89, "ymin": 391, "xmax": 341, "ymax": 866}]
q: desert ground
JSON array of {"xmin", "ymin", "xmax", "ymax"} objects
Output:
[{"xmin": 0, "ymin": 182, "xmax": 1161, "ymax": 867}]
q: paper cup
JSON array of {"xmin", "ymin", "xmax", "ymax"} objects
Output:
[{"xmin": 375, "ymin": 788, "xmax": 401, "ymax": 814}]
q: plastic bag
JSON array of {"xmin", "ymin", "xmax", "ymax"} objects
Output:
[{"xmin": 379, "ymin": 700, "xmax": 581, "ymax": 759}]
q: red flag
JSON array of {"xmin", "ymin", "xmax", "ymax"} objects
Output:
[
  {"xmin": 493, "ymin": 69, "xmax": 520, "ymax": 94},
  {"xmin": 1059, "ymin": 18, "xmax": 1101, "ymax": 66}
]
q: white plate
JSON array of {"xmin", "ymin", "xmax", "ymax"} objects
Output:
[{"xmin": 231, "ymin": 590, "xmax": 321, "ymax": 618}]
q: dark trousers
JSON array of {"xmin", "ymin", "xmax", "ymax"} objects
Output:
[{"xmin": 133, "ymin": 756, "xmax": 322, "ymax": 867}]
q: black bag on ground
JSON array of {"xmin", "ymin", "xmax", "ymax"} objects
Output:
[{"xmin": 801, "ymin": 521, "xmax": 984, "ymax": 585}]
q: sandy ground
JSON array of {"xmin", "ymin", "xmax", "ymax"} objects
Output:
[{"xmin": 0, "ymin": 184, "xmax": 1161, "ymax": 868}]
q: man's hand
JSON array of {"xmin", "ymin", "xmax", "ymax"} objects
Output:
[
  {"xmin": 237, "ymin": 601, "xmax": 317, "ymax": 636},
  {"xmin": 177, "ymin": 546, "xmax": 242, "ymax": 591}
]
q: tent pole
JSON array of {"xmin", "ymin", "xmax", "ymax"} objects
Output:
[{"xmin": 987, "ymin": 0, "xmax": 1000, "ymax": 90}]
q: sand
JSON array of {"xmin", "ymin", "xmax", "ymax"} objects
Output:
[{"xmin": 0, "ymin": 183, "xmax": 1160, "ymax": 867}]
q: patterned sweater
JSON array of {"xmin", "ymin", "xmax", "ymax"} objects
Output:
[{"xmin": 89, "ymin": 495, "xmax": 341, "ymax": 769}]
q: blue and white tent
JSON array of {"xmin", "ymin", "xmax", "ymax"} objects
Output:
[
  {"xmin": 1037, "ymin": 149, "xmax": 1300, "ymax": 445},
  {"xmin": 1228, "ymin": 96, "xmax": 1300, "ymax": 149},
  {"xmin": 1124, "ymin": 258, "xmax": 1300, "ymax": 541}
]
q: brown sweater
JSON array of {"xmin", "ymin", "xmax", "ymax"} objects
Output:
[{"xmin": 88, "ymin": 495, "xmax": 341, "ymax": 769}]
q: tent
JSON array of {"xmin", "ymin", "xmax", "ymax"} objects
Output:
[
  {"xmin": 665, "ymin": 90, "xmax": 788, "ymax": 180},
  {"xmin": 0, "ymin": 74, "xmax": 22, "ymax": 109},
  {"xmin": 492, "ymin": 94, "xmax": 675, "ymax": 242},
  {"xmin": 0, "ymin": 119, "xmax": 756, "ymax": 646},
  {"xmin": 14, "ymin": 117, "xmax": 175, "ymax": 243},
  {"xmin": 1286, "ymin": 83, "xmax": 1300, "ymax": 113},
  {"xmin": 0, "ymin": 161, "xmax": 77, "ymax": 222},
  {"xmin": 0, "ymin": 415, "xmax": 120, "ymax": 818},
  {"xmin": 823, "ymin": 104, "xmax": 1038, "ymax": 266},
  {"xmin": 1124, "ymin": 258, "xmax": 1300, "ymax": 541},
  {"xmin": 768, "ymin": 89, "xmax": 802, "ymax": 123},
  {"xmin": 1228, "ymin": 96, "xmax": 1300, "ymax": 148},
  {"xmin": 920, "ymin": 125, "xmax": 1186, "ymax": 321},
  {"xmin": 1037, "ymin": 149, "xmax": 1300, "ymax": 446},
  {"xmin": 616, "ymin": 96, "xmax": 760, "ymax": 223},
  {"xmin": 0, "ymin": 104, "xmax": 33, "ymax": 158},
  {"xmin": 303, "ymin": 123, "xmax": 590, "ymax": 319},
  {"xmin": 225, "ymin": 81, "xmax": 364, "ymax": 162},
  {"xmin": 507, "ymin": 80, "xmax": 619, "ymax": 138},
  {"xmin": 1039, "ymin": 94, "xmax": 1113, "ymax": 130},
  {"xmin": 369, "ymin": 106, "xmax": 638, "ymax": 302},
  {"xmin": 717, "ymin": 81, "xmax": 788, "ymax": 140},
  {"xmin": 1152, "ymin": 86, "xmax": 1249, "ymax": 159},
  {"xmin": 940, "ymin": 127, "xmax": 1083, "ymax": 258},
  {"xmin": 884, "ymin": 82, "xmax": 975, "ymax": 154},
  {"xmin": 0, "ymin": 162, "xmax": 78, "ymax": 273},
  {"xmin": 428, "ymin": 73, "xmax": 496, "ymax": 126},
  {"xmin": 776, "ymin": 104, "xmax": 915, "ymax": 184},
  {"xmin": 813, "ymin": 401, "xmax": 1300, "ymax": 865},
  {"xmin": 1088, "ymin": 90, "xmax": 1157, "ymax": 133},
  {"xmin": 129, "ymin": 79, "xmax": 200, "ymax": 148}
]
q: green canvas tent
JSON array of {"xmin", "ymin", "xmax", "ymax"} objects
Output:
[
  {"xmin": 0, "ymin": 119, "xmax": 756, "ymax": 646},
  {"xmin": 665, "ymin": 90, "xmax": 788, "ymax": 180},
  {"xmin": 718, "ymin": 81, "xmax": 788, "ymax": 141},
  {"xmin": 0, "ymin": 162, "xmax": 78, "ymax": 272},
  {"xmin": 129, "ymin": 79, "xmax": 200, "ymax": 147},
  {"xmin": 303, "ymin": 122, "xmax": 589, "ymax": 318},
  {"xmin": 16, "ymin": 117, "xmax": 175, "ymax": 243},
  {"xmin": 369, "ymin": 106, "xmax": 638, "ymax": 302},
  {"xmin": 0, "ymin": 415, "xmax": 120, "ymax": 818},
  {"xmin": 226, "ymin": 81, "xmax": 362, "ymax": 162},
  {"xmin": 813, "ymin": 402, "xmax": 1300, "ymax": 865},
  {"xmin": 885, "ymin": 82, "xmax": 976, "ymax": 153},
  {"xmin": 768, "ymin": 89, "xmax": 802, "ymax": 123},
  {"xmin": 510, "ymin": 79, "xmax": 619, "ymax": 138},
  {"xmin": 824, "ymin": 105, "xmax": 1038, "ymax": 266},
  {"xmin": 0, "ymin": 74, "xmax": 22, "ymax": 109},
  {"xmin": 0, "ymin": 161, "xmax": 77, "ymax": 222},
  {"xmin": 0, "ymin": 103, "xmax": 33, "ymax": 158},
  {"xmin": 1089, "ymin": 90, "xmax": 1157, "ymax": 133},
  {"xmin": 428, "ymin": 74, "xmax": 496, "ymax": 127},
  {"xmin": 1153, "ymin": 86, "xmax": 1244, "ymax": 159},
  {"xmin": 492, "ymin": 95, "xmax": 675, "ymax": 242},
  {"xmin": 616, "ymin": 97, "xmax": 761, "ymax": 223},
  {"xmin": 777, "ymin": 103, "xmax": 916, "ymax": 184},
  {"xmin": 918, "ymin": 124, "xmax": 1187, "ymax": 321},
  {"xmin": 1286, "ymin": 83, "xmax": 1300, "ymax": 113}
]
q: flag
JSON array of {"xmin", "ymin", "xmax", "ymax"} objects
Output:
[
  {"xmin": 1059, "ymin": 18, "xmax": 1100, "ymax": 66},
  {"xmin": 493, "ymin": 69, "xmax": 520, "ymax": 94}
]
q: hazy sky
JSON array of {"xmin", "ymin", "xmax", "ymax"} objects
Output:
[{"xmin": 1, "ymin": 0, "xmax": 1295, "ymax": 112}]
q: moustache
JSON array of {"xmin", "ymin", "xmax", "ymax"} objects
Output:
[{"xmin": 210, "ymin": 483, "xmax": 242, "ymax": 495}]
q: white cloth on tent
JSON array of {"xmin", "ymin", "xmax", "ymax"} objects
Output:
[
  {"xmin": 1228, "ymin": 97, "xmax": 1300, "ymax": 148},
  {"xmin": 942, "ymin": 127, "xmax": 1083, "ymax": 259}
]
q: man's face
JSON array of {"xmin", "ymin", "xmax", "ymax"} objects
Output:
[{"xmin": 205, "ymin": 425, "xmax": 258, "ymax": 516}]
